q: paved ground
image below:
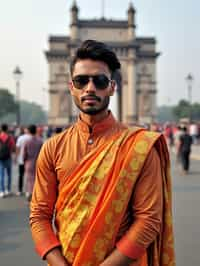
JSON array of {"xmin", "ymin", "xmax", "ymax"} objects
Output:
[
  {"xmin": 0, "ymin": 145, "xmax": 199, "ymax": 266},
  {"xmin": 171, "ymin": 147, "xmax": 200, "ymax": 266},
  {"xmin": 0, "ymin": 164, "xmax": 45, "ymax": 266}
]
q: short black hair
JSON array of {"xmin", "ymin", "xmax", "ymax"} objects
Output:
[
  {"xmin": 182, "ymin": 126, "xmax": 187, "ymax": 132},
  {"xmin": 70, "ymin": 40, "xmax": 121, "ymax": 77},
  {"xmin": 1, "ymin": 124, "xmax": 8, "ymax": 132},
  {"xmin": 28, "ymin": 124, "xmax": 36, "ymax": 135}
]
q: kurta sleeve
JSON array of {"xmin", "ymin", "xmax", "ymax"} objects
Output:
[
  {"xmin": 116, "ymin": 147, "xmax": 163, "ymax": 259},
  {"xmin": 29, "ymin": 139, "xmax": 61, "ymax": 259}
]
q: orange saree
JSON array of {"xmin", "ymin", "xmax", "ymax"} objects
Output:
[{"xmin": 55, "ymin": 128, "xmax": 175, "ymax": 266}]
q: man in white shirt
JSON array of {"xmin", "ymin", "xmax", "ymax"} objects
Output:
[
  {"xmin": 189, "ymin": 123, "xmax": 198, "ymax": 144},
  {"xmin": 15, "ymin": 127, "xmax": 31, "ymax": 195}
]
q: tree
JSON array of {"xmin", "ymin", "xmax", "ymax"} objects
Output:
[
  {"xmin": 20, "ymin": 100, "xmax": 47, "ymax": 124},
  {"xmin": 0, "ymin": 88, "xmax": 17, "ymax": 118},
  {"xmin": 172, "ymin": 100, "xmax": 190, "ymax": 120},
  {"xmin": 0, "ymin": 88, "xmax": 47, "ymax": 125},
  {"xmin": 191, "ymin": 102, "xmax": 200, "ymax": 121},
  {"xmin": 172, "ymin": 99, "xmax": 200, "ymax": 121},
  {"xmin": 1, "ymin": 101, "xmax": 47, "ymax": 125}
]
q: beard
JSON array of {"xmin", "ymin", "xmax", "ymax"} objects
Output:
[{"xmin": 73, "ymin": 95, "xmax": 110, "ymax": 115}]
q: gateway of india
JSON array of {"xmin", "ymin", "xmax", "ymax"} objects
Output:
[{"xmin": 45, "ymin": 1, "xmax": 160, "ymax": 125}]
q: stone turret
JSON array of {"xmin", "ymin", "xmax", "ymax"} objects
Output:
[
  {"xmin": 127, "ymin": 2, "xmax": 136, "ymax": 40},
  {"xmin": 70, "ymin": 1, "xmax": 79, "ymax": 40}
]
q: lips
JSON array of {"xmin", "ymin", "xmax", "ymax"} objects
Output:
[{"xmin": 81, "ymin": 95, "xmax": 101, "ymax": 102}]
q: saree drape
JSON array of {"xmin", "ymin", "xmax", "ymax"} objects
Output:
[{"xmin": 54, "ymin": 128, "xmax": 175, "ymax": 266}]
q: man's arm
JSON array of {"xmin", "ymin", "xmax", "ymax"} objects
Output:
[
  {"xmin": 30, "ymin": 140, "xmax": 61, "ymax": 259},
  {"xmin": 102, "ymin": 147, "xmax": 163, "ymax": 265},
  {"xmin": 118, "ymin": 147, "xmax": 163, "ymax": 260}
]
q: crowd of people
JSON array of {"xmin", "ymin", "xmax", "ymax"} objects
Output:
[
  {"xmin": 0, "ymin": 124, "xmax": 60, "ymax": 200},
  {"xmin": 0, "ymin": 120, "xmax": 199, "ymax": 200},
  {"xmin": 149, "ymin": 121, "xmax": 199, "ymax": 174}
]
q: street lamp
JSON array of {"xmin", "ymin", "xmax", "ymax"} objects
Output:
[
  {"xmin": 13, "ymin": 66, "xmax": 23, "ymax": 125},
  {"xmin": 185, "ymin": 73, "xmax": 194, "ymax": 105}
]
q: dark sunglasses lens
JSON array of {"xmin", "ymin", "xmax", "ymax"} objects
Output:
[
  {"xmin": 93, "ymin": 75, "xmax": 110, "ymax": 90},
  {"xmin": 72, "ymin": 76, "xmax": 89, "ymax": 89}
]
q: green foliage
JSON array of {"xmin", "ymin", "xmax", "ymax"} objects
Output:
[
  {"xmin": 172, "ymin": 99, "xmax": 200, "ymax": 121},
  {"xmin": 191, "ymin": 102, "xmax": 200, "ymax": 120},
  {"xmin": 172, "ymin": 100, "xmax": 190, "ymax": 119},
  {"xmin": 158, "ymin": 99, "xmax": 200, "ymax": 122},
  {"xmin": 20, "ymin": 100, "xmax": 47, "ymax": 125},
  {"xmin": 0, "ymin": 89, "xmax": 47, "ymax": 125},
  {"xmin": 0, "ymin": 88, "xmax": 17, "ymax": 117}
]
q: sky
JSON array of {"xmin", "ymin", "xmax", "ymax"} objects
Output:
[{"xmin": 0, "ymin": 0, "xmax": 200, "ymax": 111}]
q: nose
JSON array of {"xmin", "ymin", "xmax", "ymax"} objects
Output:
[{"xmin": 85, "ymin": 78, "xmax": 97, "ymax": 93}]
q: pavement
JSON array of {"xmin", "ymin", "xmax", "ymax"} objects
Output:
[
  {"xmin": 0, "ymin": 148, "xmax": 200, "ymax": 266},
  {"xmin": 0, "ymin": 197, "xmax": 45, "ymax": 266},
  {"xmin": 171, "ymin": 143, "xmax": 200, "ymax": 161},
  {"xmin": 190, "ymin": 144, "xmax": 200, "ymax": 160},
  {"xmin": 170, "ymin": 151, "xmax": 200, "ymax": 266}
]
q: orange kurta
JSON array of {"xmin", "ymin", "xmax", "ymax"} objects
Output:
[{"xmin": 30, "ymin": 112, "xmax": 174, "ymax": 265}]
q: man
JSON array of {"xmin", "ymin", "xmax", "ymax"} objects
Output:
[
  {"xmin": 30, "ymin": 40, "xmax": 175, "ymax": 265},
  {"xmin": 173, "ymin": 125, "xmax": 183, "ymax": 164},
  {"xmin": 0, "ymin": 124, "xmax": 15, "ymax": 198},
  {"xmin": 178, "ymin": 126, "xmax": 193, "ymax": 174},
  {"xmin": 15, "ymin": 126, "xmax": 31, "ymax": 196},
  {"xmin": 24, "ymin": 125, "xmax": 43, "ymax": 201}
]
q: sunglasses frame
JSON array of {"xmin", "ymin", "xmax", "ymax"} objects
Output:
[{"xmin": 72, "ymin": 74, "xmax": 112, "ymax": 90}]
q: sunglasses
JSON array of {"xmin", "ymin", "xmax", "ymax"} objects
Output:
[{"xmin": 72, "ymin": 74, "xmax": 112, "ymax": 90}]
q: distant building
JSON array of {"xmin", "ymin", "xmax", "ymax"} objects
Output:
[{"xmin": 45, "ymin": 1, "xmax": 160, "ymax": 125}]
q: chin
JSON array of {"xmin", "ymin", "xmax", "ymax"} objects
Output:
[{"xmin": 82, "ymin": 108, "xmax": 100, "ymax": 115}]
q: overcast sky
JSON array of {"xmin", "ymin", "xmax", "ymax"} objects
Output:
[{"xmin": 0, "ymin": 0, "xmax": 199, "ymax": 111}]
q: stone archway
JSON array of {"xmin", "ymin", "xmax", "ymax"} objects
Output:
[{"xmin": 112, "ymin": 70, "xmax": 122, "ymax": 121}]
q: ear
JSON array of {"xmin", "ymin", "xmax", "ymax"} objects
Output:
[
  {"xmin": 68, "ymin": 81, "xmax": 75, "ymax": 95},
  {"xmin": 108, "ymin": 80, "xmax": 116, "ymax": 96}
]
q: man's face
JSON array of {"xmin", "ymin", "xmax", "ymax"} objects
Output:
[{"xmin": 69, "ymin": 59, "xmax": 115, "ymax": 116}]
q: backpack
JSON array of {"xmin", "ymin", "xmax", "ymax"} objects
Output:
[{"xmin": 0, "ymin": 137, "xmax": 11, "ymax": 160}]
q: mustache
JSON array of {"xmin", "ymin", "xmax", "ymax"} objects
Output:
[{"xmin": 81, "ymin": 95, "xmax": 101, "ymax": 102}]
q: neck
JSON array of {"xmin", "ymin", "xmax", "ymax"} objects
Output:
[{"xmin": 80, "ymin": 110, "xmax": 109, "ymax": 126}]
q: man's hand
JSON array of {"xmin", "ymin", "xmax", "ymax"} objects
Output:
[
  {"xmin": 45, "ymin": 247, "xmax": 69, "ymax": 266},
  {"xmin": 99, "ymin": 249, "xmax": 138, "ymax": 266}
]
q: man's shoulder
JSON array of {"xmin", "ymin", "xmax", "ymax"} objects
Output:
[
  {"xmin": 17, "ymin": 134, "xmax": 30, "ymax": 144},
  {"xmin": 126, "ymin": 126, "xmax": 161, "ymax": 138},
  {"xmin": 44, "ymin": 125, "xmax": 73, "ymax": 146}
]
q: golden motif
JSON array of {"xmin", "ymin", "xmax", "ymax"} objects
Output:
[{"xmin": 134, "ymin": 140, "xmax": 148, "ymax": 154}]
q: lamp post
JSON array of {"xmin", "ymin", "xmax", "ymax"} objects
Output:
[
  {"xmin": 185, "ymin": 73, "xmax": 194, "ymax": 121},
  {"xmin": 185, "ymin": 73, "xmax": 194, "ymax": 105},
  {"xmin": 13, "ymin": 66, "xmax": 23, "ymax": 125}
]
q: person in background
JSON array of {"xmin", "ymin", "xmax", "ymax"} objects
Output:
[
  {"xmin": 164, "ymin": 123, "xmax": 174, "ymax": 148},
  {"xmin": 53, "ymin": 127, "xmax": 63, "ymax": 135},
  {"xmin": 189, "ymin": 122, "xmax": 198, "ymax": 145},
  {"xmin": 173, "ymin": 125, "xmax": 183, "ymax": 164},
  {"xmin": 178, "ymin": 126, "xmax": 193, "ymax": 174},
  {"xmin": 36, "ymin": 126, "xmax": 44, "ymax": 140},
  {"xmin": 0, "ymin": 124, "xmax": 15, "ymax": 198},
  {"xmin": 30, "ymin": 40, "xmax": 175, "ymax": 266},
  {"xmin": 15, "ymin": 126, "xmax": 31, "ymax": 196},
  {"xmin": 46, "ymin": 125, "xmax": 54, "ymax": 138},
  {"xmin": 24, "ymin": 125, "xmax": 43, "ymax": 201}
]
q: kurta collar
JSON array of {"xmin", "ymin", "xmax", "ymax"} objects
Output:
[{"xmin": 76, "ymin": 111, "xmax": 117, "ymax": 134}]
